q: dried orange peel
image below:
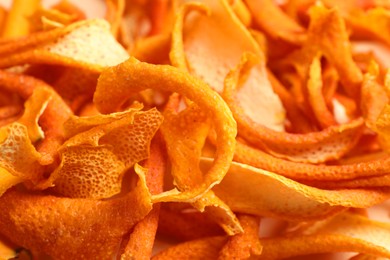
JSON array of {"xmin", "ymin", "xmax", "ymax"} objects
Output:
[
  {"xmin": 1, "ymin": 0, "xmax": 390, "ymax": 259},
  {"xmin": 49, "ymin": 107, "xmax": 163, "ymax": 198}
]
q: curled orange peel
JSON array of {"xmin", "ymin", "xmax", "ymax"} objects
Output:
[
  {"xmin": 94, "ymin": 57, "xmax": 237, "ymax": 203},
  {"xmin": 224, "ymin": 53, "xmax": 365, "ymax": 163},
  {"xmin": 201, "ymin": 158, "xmax": 390, "ymax": 221},
  {"xmin": 161, "ymin": 103, "xmax": 242, "ymax": 235}
]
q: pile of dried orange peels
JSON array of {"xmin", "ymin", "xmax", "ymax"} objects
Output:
[{"xmin": 1, "ymin": 0, "xmax": 390, "ymax": 259}]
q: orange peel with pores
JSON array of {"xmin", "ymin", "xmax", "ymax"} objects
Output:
[
  {"xmin": 52, "ymin": 107, "xmax": 163, "ymax": 198},
  {"xmin": 161, "ymin": 103, "xmax": 242, "ymax": 235},
  {"xmin": 0, "ymin": 167, "xmax": 152, "ymax": 260},
  {"xmin": 224, "ymin": 53, "xmax": 365, "ymax": 163},
  {"xmin": 94, "ymin": 57, "xmax": 237, "ymax": 203},
  {"xmin": 201, "ymin": 158, "xmax": 390, "ymax": 220}
]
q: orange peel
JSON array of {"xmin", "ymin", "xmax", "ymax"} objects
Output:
[
  {"xmin": 94, "ymin": 57, "xmax": 237, "ymax": 203},
  {"xmin": 52, "ymin": 107, "xmax": 163, "ymax": 198},
  {"xmin": 161, "ymin": 103, "xmax": 242, "ymax": 235},
  {"xmin": 201, "ymin": 158, "xmax": 390, "ymax": 220},
  {"xmin": 0, "ymin": 168, "xmax": 152, "ymax": 260}
]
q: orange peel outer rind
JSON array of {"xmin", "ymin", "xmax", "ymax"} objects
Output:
[
  {"xmin": 53, "ymin": 108, "xmax": 163, "ymax": 199},
  {"xmin": 0, "ymin": 168, "xmax": 152, "ymax": 260}
]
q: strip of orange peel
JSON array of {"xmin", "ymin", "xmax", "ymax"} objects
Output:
[{"xmin": 201, "ymin": 158, "xmax": 390, "ymax": 221}]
